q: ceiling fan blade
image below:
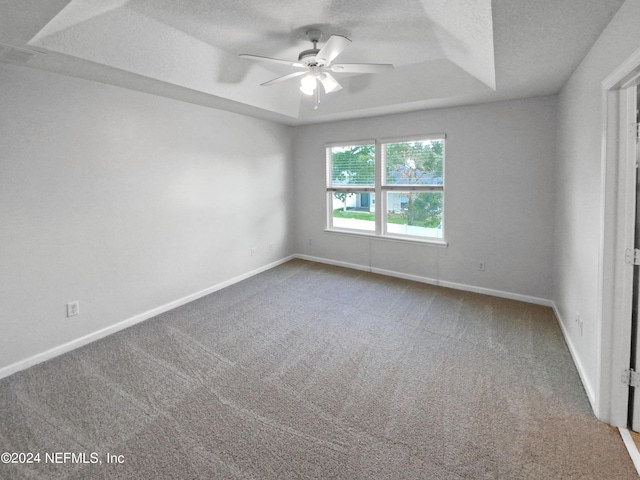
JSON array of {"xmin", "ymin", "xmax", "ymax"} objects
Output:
[
  {"xmin": 260, "ymin": 70, "xmax": 306, "ymax": 86},
  {"xmin": 239, "ymin": 54, "xmax": 305, "ymax": 69},
  {"xmin": 318, "ymin": 72, "xmax": 342, "ymax": 93},
  {"xmin": 331, "ymin": 63, "xmax": 394, "ymax": 74},
  {"xmin": 316, "ymin": 35, "xmax": 351, "ymax": 65}
]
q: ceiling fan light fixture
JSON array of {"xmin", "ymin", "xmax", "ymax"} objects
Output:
[
  {"xmin": 318, "ymin": 73, "xmax": 339, "ymax": 93},
  {"xmin": 240, "ymin": 31, "xmax": 393, "ymax": 105},
  {"xmin": 300, "ymin": 85, "xmax": 315, "ymax": 96},
  {"xmin": 300, "ymin": 73, "xmax": 317, "ymax": 95}
]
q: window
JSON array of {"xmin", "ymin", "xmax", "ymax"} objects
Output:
[
  {"xmin": 327, "ymin": 135, "xmax": 445, "ymax": 243},
  {"xmin": 327, "ymin": 143, "xmax": 376, "ymax": 233},
  {"xmin": 381, "ymin": 137, "xmax": 444, "ymax": 239}
]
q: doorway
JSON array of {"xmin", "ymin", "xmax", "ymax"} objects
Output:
[
  {"xmin": 595, "ymin": 59, "xmax": 640, "ymax": 430},
  {"xmin": 600, "ymin": 56, "xmax": 640, "ymax": 429},
  {"xmin": 630, "ymin": 85, "xmax": 640, "ymax": 431}
]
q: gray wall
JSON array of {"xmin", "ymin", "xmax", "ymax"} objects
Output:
[
  {"xmin": 4, "ymin": 2, "xmax": 639, "ymax": 426},
  {"xmin": 293, "ymin": 97, "xmax": 557, "ymax": 302},
  {"xmin": 0, "ymin": 65, "xmax": 559, "ymax": 376},
  {"xmin": 555, "ymin": 0, "xmax": 640, "ymax": 419},
  {"xmin": 0, "ymin": 63, "xmax": 294, "ymax": 373}
]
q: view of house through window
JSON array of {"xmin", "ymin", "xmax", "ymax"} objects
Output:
[
  {"xmin": 327, "ymin": 136, "xmax": 445, "ymax": 241},
  {"xmin": 328, "ymin": 143, "xmax": 376, "ymax": 232},
  {"xmin": 382, "ymin": 138, "xmax": 444, "ymax": 238}
]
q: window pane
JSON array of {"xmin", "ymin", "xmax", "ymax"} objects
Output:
[
  {"xmin": 331, "ymin": 192, "xmax": 375, "ymax": 232},
  {"xmin": 386, "ymin": 192, "xmax": 442, "ymax": 238},
  {"xmin": 329, "ymin": 144, "xmax": 376, "ymax": 186},
  {"xmin": 383, "ymin": 139, "xmax": 444, "ymax": 186}
]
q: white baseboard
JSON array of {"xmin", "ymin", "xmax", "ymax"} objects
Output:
[
  {"xmin": 0, "ymin": 255, "xmax": 295, "ymax": 381},
  {"xmin": 297, "ymin": 254, "xmax": 600, "ymax": 411},
  {"xmin": 551, "ymin": 302, "xmax": 596, "ymax": 410},
  {"xmin": 295, "ymin": 254, "xmax": 373, "ymax": 274},
  {"xmin": 0, "ymin": 253, "xmax": 563, "ymax": 382},
  {"xmin": 295, "ymin": 254, "xmax": 553, "ymax": 307},
  {"xmin": 619, "ymin": 428, "xmax": 640, "ymax": 476}
]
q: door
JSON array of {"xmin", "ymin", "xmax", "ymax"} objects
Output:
[
  {"xmin": 630, "ymin": 85, "xmax": 640, "ymax": 431},
  {"xmin": 360, "ymin": 193, "xmax": 370, "ymax": 209}
]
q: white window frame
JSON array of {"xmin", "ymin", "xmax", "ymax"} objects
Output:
[
  {"xmin": 325, "ymin": 140, "xmax": 378, "ymax": 235},
  {"xmin": 326, "ymin": 134, "xmax": 447, "ymax": 246}
]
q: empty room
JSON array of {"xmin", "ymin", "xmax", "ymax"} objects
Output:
[{"xmin": 4, "ymin": 0, "xmax": 640, "ymax": 478}]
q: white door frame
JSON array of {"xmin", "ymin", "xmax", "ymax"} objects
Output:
[{"xmin": 600, "ymin": 48, "xmax": 640, "ymax": 426}]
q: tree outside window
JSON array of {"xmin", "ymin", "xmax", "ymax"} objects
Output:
[{"xmin": 327, "ymin": 135, "xmax": 445, "ymax": 241}]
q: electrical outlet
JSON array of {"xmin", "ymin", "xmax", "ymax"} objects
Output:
[
  {"xmin": 67, "ymin": 301, "xmax": 79, "ymax": 317},
  {"xmin": 478, "ymin": 261, "xmax": 486, "ymax": 271},
  {"xmin": 250, "ymin": 247, "xmax": 255, "ymax": 257},
  {"xmin": 269, "ymin": 242, "xmax": 273, "ymax": 251}
]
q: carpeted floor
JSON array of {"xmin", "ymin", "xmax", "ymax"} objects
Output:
[{"xmin": 0, "ymin": 259, "xmax": 637, "ymax": 479}]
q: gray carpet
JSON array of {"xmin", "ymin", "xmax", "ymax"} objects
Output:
[{"xmin": 0, "ymin": 259, "xmax": 637, "ymax": 479}]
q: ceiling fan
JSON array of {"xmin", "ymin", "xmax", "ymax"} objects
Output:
[{"xmin": 239, "ymin": 29, "xmax": 393, "ymax": 108}]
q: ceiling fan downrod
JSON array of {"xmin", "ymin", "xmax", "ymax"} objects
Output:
[{"xmin": 298, "ymin": 29, "xmax": 323, "ymax": 65}]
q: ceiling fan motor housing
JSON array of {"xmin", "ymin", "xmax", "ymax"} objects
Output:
[
  {"xmin": 298, "ymin": 48, "xmax": 321, "ymax": 66},
  {"xmin": 299, "ymin": 28, "xmax": 325, "ymax": 66}
]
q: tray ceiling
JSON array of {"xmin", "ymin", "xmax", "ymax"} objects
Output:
[{"xmin": 0, "ymin": 0, "xmax": 626, "ymax": 125}]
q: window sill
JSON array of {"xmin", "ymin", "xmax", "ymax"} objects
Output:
[{"xmin": 324, "ymin": 228, "xmax": 448, "ymax": 247}]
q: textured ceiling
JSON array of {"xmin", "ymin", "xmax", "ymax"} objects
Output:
[{"xmin": 0, "ymin": 0, "xmax": 626, "ymax": 125}]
